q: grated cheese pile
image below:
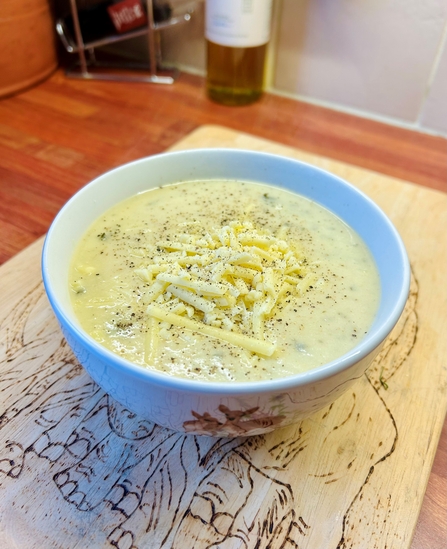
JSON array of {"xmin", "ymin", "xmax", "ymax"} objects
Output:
[{"xmin": 136, "ymin": 220, "xmax": 313, "ymax": 359}]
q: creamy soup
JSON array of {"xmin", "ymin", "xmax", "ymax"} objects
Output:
[{"xmin": 69, "ymin": 180, "xmax": 380, "ymax": 382}]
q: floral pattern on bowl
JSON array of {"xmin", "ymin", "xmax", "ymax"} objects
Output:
[{"xmin": 183, "ymin": 404, "xmax": 286, "ymax": 437}]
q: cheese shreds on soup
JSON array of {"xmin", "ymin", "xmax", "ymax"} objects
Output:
[{"xmin": 69, "ymin": 180, "xmax": 380, "ymax": 382}]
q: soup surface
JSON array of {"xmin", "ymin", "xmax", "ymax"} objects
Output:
[{"xmin": 69, "ymin": 180, "xmax": 380, "ymax": 382}]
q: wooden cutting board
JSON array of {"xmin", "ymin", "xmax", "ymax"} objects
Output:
[{"xmin": 1, "ymin": 125, "xmax": 446, "ymax": 549}]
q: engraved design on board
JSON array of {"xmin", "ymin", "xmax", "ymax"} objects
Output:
[{"xmin": 0, "ymin": 272, "xmax": 418, "ymax": 548}]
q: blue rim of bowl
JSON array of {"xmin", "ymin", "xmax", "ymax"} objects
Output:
[{"xmin": 42, "ymin": 148, "xmax": 411, "ymax": 396}]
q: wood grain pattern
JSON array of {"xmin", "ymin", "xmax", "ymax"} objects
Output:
[
  {"xmin": 0, "ymin": 126, "xmax": 446, "ymax": 549},
  {"xmin": 0, "ymin": 71, "xmax": 445, "ymax": 264}
]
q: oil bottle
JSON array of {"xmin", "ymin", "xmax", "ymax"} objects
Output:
[{"xmin": 205, "ymin": 0, "xmax": 273, "ymax": 106}]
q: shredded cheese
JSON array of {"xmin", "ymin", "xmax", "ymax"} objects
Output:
[
  {"xmin": 147, "ymin": 305, "xmax": 276, "ymax": 357},
  {"xmin": 141, "ymin": 221, "xmax": 308, "ymax": 359}
]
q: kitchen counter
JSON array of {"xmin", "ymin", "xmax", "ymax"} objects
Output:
[{"xmin": 0, "ymin": 69, "xmax": 445, "ymax": 548}]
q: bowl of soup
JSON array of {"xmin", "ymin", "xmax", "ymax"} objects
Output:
[{"xmin": 42, "ymin": 149, "xmax": 410, "ymax": 437}]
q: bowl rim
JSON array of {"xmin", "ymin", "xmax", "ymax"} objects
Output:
[{"xmin": 42, "ymin": 148, "xmax": 411, "ymax": 395}]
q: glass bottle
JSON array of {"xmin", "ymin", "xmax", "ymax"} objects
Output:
[{"xmin": 205, "ymin": 0, "xmax": 273, "ymax": 106}]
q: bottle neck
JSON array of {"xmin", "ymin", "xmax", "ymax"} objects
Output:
[{"xmin": 205, "ymin": 0, "xmax": 273, "ymax": 48}]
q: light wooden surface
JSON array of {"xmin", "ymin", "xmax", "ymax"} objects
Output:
[{"xmin": 0, "ymin": 125, "xmax": 446, "ymax": 549}]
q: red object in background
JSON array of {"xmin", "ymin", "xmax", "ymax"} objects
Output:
[{"xmin": 107, "ymin": 0, "xmax": 147, "ymax": 33}]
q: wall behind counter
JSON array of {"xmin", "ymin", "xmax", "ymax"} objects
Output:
[{"xmin": 126, "ymin": 0, "xmax": 447, "ymax": 136}]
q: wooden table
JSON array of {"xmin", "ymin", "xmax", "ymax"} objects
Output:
[{"xmin": 0, "ymin": 69, "xmax": 446, "ymax": 548}]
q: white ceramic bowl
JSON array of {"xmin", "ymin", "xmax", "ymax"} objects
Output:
[{"xmin": 42, "ymin": 149, "xmax": 410, "ymax": 437}]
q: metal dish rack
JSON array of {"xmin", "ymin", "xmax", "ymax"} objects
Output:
[{"xmin": 56, "ymin": 0, "xmax": 195, "ymax": 83}]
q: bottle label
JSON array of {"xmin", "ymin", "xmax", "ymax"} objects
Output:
[
  {"xmin": 206, "ymin": 0, "xmax": 273, "ymax": 48},
  {"xmin": 107, "ymin": 0, "xmax": 147, "ymax": 34}
]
